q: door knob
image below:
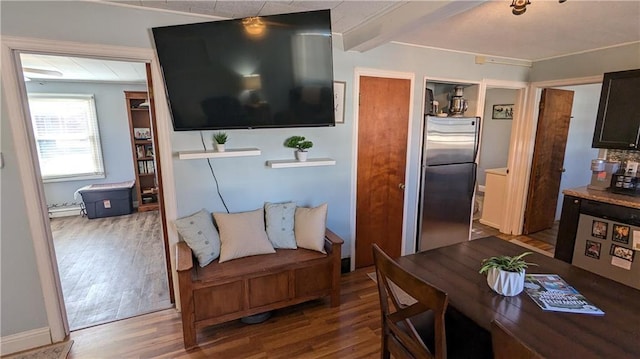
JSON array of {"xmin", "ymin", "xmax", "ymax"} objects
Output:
[{"xmin": 398, "ymin": 183, "xmax": 406, "ymax": 190}]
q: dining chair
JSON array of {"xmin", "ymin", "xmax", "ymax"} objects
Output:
[
  {"xmin": 491, "ymin": 320, "xmax": 543, "ymax": 359},
  {"xmin": 372, "ymin": 243, "xmax": 448, "ymax": 359}
]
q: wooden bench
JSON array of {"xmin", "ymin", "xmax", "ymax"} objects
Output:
[{"xmin": 176, "ymin": 229, "xmax": 344, "ymax": 349}]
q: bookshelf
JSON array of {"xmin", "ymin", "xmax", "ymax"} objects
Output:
[{"xmin": 125, "ymin": 91, "xmax": 159, "ymax": 212}]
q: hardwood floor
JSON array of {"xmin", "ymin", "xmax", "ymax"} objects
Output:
[
  {"xmin": 65, "ymin": 232, "xmax": 553, "ymax": 358},
  {"xmin": 472, "ymin": 220, "xmax": 556, "ymax": 255},
  {"xmin": 68, "ymin": 266, "xmax": 382, "ymax": 359},
  {"xmin": 51, "ymin": 211, "xmax": 172, "ymax": 331}
]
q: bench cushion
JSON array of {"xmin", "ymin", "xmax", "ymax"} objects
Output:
[{"xmin": 195, "ymin": 247, "xmax": 328, "ymax": 284}]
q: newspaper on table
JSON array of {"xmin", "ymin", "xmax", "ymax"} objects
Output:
[{"xmin": 524, "ymin": 274, "xmax": 604, "ymax": 315}]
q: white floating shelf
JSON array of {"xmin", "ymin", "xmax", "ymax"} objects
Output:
[
  {"xmin": 178, "ymin": 148, "xmax": 261, "ymax": 160},
  {"xmin": 266, "ymin": 158, "xmax": 336, "ymax": 168}
]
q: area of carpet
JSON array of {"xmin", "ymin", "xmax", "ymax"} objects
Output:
[
  {"xmin": 509, "ymin": 239, "xmax": 553, "ymax": 257},
  {"xmin": 3, "ymin": 341, "xmax": 73, "ymax": 359},
  {"xmin": 367, "ymin": 272, "xmax": 417, "ymax": 306}
]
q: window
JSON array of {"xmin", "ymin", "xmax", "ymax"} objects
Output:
[{"xmin": 27, "ymin": 94, "xmax": 105, "ymax": 182}]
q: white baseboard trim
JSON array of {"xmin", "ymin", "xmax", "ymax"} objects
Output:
[
  {"xmin": 0, "ymin": 327, "xmax": 51, "ymax": 356},
  {"xmin": 48, "ymin": 206, "xmax": 82, "ymax": 218},
  {"xmin": 477, "ymin": 185, "xmax": 486, "ymax": 193}
]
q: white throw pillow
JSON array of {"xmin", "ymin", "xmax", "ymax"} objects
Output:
[
  {"xmin": 265, "ymin": 202, "xmax": 297, "ymax": 249},
  {"xmin": 214, "ymin": 208, "xmax": 275, "ymax": 263},
  {"xmin": 174, "ymin": 209, "xmax": 221, "ymax": 267},
  {"xmin": 294, "ymin": 203, "xmax": 328, "ymax": 253}
]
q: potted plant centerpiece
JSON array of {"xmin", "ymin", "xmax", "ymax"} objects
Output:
[
  {"xmin": 284, "ymin": 136, "xmax": 313, "ymax": 162},
  {"xmin": 213, "ymin": 132, "xmax": 228, "ymax": 152},
  {"xmin": 479, "ymin": 252, "xmax": 537, "ymax": 296}
]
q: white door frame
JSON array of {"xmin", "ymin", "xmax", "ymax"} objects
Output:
[
  {"xmin": 503, "ymin": 75, "xmax": 602, "ymax": 235},
  {"xmin": 476, "ymin": 79, "xmax": 529, "ymax": 235},
  {"xmin": 1, "ymin": 36, "xmax": 179, "ymax": 342},
  {"xmin": 351, "ymin": 68, "xmax": 415, "ymax": 271}
]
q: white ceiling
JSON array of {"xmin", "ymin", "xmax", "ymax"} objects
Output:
[
  {"xmin": 21, "ymin": 53, "xmax": 147, "ymax": 83},
  {"xmin": 21, "ymin": 0, "xmax": 640, "ymax": 82}
]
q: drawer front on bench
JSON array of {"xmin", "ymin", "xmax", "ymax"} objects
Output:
[
  {"xmin": 194, "ymin": 281, "xmax": 243, "ymax": 321},
  {"xmin": 248, "ymin": 271, "xmax": 290, "ymax": 308},
  {"xmin": 295, "ymin": 261, "xmax": 332, "ymax": 298}
]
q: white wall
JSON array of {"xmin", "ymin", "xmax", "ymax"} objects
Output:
[
  {"xmin": 478, "ymin": 88, "xmax": 516, "ymax": 186},
  {"xmin": 26, "ymin": 80, "xmax": 146, "ymax": 207},
  {"xmin": 555, "ymin": 83, "xmax": 601, "ymax": 220}
]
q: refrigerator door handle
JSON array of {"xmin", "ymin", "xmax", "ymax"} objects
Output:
[
  {"xmin": 473, "ymin": 117, "xmax": 481, "ymax": 161},
  {"xmin": 470, "ymin": 163, "xmax": 478, "ymax": 194}
]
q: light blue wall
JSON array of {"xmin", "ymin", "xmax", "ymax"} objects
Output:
[
  {"xmin": 530, "ymin": 43, "xmax": 640, "ymax": 82},
  {"xmin": 0, "ymin": 0, "xmax": 531, "ymax": 339},
  {"xmin": 478, "ymin": 89, "xmax": 516, "ymax": 186},
  {"xmin": 1, "ymin": 90, "xmax": 49, "ymax": 336},
  {"xmin": 555, "ymin": 84, "xmax": 601, "ymax": 220},
  {"xmin": 26, "ymin": 81, "xmax": 146, "ymax": 207}
]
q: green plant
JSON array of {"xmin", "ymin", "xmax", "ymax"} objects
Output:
[
  {"xmin": 284, "ymin": 136, "xmax": 313, "ymax": 152},
  {"xmin": 479, "ymin": 252, "xmax": 537, "ymax": 274},
  {"xmin": 213, "ymin": 132, "xmax": 228, "ymax": 144}
]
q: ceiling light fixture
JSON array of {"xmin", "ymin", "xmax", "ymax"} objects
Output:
[
  {"xmin": 510, "ymin": 0, "xmax": 531, "ymax": 15},
  {"xmin": 511, "ymin": 0, "xmax": 567, "ymax": 16},
  {"xmin": 242, "ymin": 16, "xmax": 266, "ymax": 38}
]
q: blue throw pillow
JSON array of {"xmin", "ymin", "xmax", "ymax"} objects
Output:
[
  {"xmin": 174, "ymin": 209, "xmax": 221, "ymax": 267},
  {"xmin": 264, "ymin": 202, "xmax": 297, "ymax": 249}
]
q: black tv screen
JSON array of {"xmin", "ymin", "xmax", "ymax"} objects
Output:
[{"xmin": 152, "ymin": 10, "xmax": 335, "ymax": 130}]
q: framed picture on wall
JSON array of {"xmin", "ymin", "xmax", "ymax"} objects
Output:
[
  {"xmin": 492, "ymin": 104, "xmax": 514, "ymax": 120},
  {"xmin": 334, "ymin": 81, "xmax": 346, "ymax": 124}
]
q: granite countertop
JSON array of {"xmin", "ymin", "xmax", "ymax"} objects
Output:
[{"xmin": 563, "ymin": 186, "xmax": 640, "ymax": 209}]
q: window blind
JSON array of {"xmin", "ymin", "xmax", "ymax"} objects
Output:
[{"xmin": 27, "ymin": 94, "xmax": 105, "ymax": 181}]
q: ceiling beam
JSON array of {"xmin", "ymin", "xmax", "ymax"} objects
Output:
[{"xmin": 342, "ymin": 0, "xmax": 488, "ymax": 52}]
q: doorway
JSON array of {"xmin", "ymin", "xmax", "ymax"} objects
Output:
[
  {"xmin": 354, "ymin": 74, "xmax": 412, "ymax": 268},
  {"xmin": 19, "ymin": 52, "xmax": 173, "ymax": 330},
  {"xmin": 523, "ymin": 88, "xmax": 575, "ymax": 235},
  {"xmin": 475, "ymin": 88, "xmax": 518, "ymax": 235},
  {"xmin": 522, "ymin": 84, "xmax": 601, "ymax": 243}
]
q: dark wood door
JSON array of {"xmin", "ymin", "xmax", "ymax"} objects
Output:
[
  {"xmin": 523, "ymin": 88, "xmax": 574, "ymax": 234},
  {"xmin": 355, "ymin": 76, "xmax": 410, "ymax": 268}
]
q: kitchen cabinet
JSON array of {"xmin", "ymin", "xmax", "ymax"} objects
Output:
[
  {"xmin": 125, "ymin": 91, "xmax": 159, "ymax": 212},
  {"xmin": 591, "ymin": 69, "xmax": 640, "ymax": 149},
  {"xmin": 479, "ymin": 167, "xmax": 507, "ymax": 229}
]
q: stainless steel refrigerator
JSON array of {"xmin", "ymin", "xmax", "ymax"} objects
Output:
[{"xmin": 417, "ymin": 115, "xmax": 480, "ymax": 252}]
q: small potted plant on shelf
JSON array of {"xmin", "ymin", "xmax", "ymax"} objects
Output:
[
  {"xmin": 213, "ymin": 132, "xmax": 228, "ymax": 152},
  {"xmin": 284, "ymin": 135, "xmax": 313, "ymax": 162},
  {"xmin": 479, "ymin": 252, "xmax": 537, "ymax": 296}
]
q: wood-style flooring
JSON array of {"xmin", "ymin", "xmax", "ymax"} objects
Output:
[
  {"xmin": 51, "ymin": 211, "xmax": 172, "ymax": 331},
  {"xmin": 472, "ymin": 220, "xmax": 557, "ymax": 255},
  {"xmin": 67, "ymin": 236, "xmax": 552, "ymax": 358}
]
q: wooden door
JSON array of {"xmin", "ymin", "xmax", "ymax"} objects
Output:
[
  {"xmin": 523, "ymin": 88, "xmax": 574, "ymax": 234},
  {"xmin": 355, "ymin": 76, "xmax": 411, "ymax": 268}
]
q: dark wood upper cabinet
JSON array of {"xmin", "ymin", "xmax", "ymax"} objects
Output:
[{"xmin": 592, "ymin": 69, "xmax": 640, "ymax": 149}]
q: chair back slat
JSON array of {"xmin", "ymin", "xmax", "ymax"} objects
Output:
[{"xmin": 373, "ymin": 244, "xmax": 448, "ymax": 359}]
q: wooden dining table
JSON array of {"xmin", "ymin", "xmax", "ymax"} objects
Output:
[{"xmin": 395, "ymin": 236, "xmax": 640, "ymax": 358}]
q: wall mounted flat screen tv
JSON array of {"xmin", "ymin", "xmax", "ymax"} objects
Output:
[{"xmin": 152, "ymin": 10, "xmax": 335, "ymax": 130}]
